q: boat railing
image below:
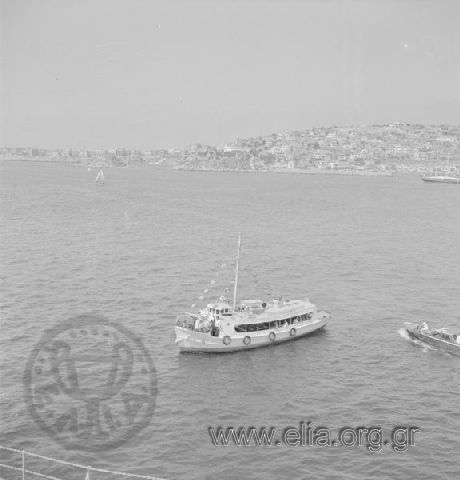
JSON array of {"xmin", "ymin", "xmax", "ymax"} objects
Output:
[{"xmin": 0, "ymin": 445, "xmax": 167, "ymax": 480}]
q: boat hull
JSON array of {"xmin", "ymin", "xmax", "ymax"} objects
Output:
[
  {"xmin": 405, "ymin": 323, "xmax": 460, "ymax": 356},
  {"xmin": 175, "ymin": 313, "xmax": 329, "ymax": 353},
  {"xmin": 421, "ymin": 176, "xmax": 460, "ymax": 184}
]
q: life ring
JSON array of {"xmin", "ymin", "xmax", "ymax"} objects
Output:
[
  {"xmin": 243, "ymin": 336, "xmax": 251, "ymax": 345},
  {"xmin": 269, "ymin": 332, "xmax": 276, "ymax": 343},
  {"xmin": 223, "ymin": 336, "xmax": 231, "ymax": 345},
  {"xmin": 290, "ymin": 328, "xmax": 296, "ymax": 337}
]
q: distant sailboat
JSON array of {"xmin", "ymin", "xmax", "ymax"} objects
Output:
[{"xmin": 95, "ymin": 168, "xmax": 105, "ymax": 185}]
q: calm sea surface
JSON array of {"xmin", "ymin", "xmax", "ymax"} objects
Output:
[{"xmin": 1, "ymin": 161, "xmax": 459, "ymax": 480}]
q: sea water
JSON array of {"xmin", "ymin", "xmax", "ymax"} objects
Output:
[{"xmin": 1, "ymin": 161, "xmax": 459, "ymax": 479}]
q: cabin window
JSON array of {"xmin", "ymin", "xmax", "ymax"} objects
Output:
[{"xmin": 235, "ymin": 322, "xmax": 272, "ymax": 332}]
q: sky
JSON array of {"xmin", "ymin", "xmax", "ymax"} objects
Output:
[{"xmin": 1, "ymin": 0, "xmax": 459, "ymax": 150}]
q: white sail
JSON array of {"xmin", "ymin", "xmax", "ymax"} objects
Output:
[{"xmin": 95, "ymin": 169, "xmax": 105, "ymax": 184}]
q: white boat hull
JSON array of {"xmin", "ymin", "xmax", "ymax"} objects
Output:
[
  {"xmin": 175, "ymin": 312, "xmax": 329, "ymax": 353},
  {"xmin": 421, "ymin": 176, "xmax": 460, "ymax": 184}
]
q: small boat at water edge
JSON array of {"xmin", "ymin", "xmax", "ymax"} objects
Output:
[
  {"xmin": 421, "ymin": 175, "xmax": 460, "ymax": 184},
  {"xmin": 405, "ymin": 322, "xmax": 460, "ymax": 355},
  {"xmin": 174, "ymin": 235, "xmax": 331, "ymax": 353}
]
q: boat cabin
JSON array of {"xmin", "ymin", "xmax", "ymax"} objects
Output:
[
  {"xmin": 432, "ymin": 330, "xmax": 459, "ymax": 344},
  {"xmin": 234, "ymin": 312, "xmax": 314, "ymax": 333},
  {"xmin": 204, "ymin": 302, "xmax": 232, "ymax": 319}
]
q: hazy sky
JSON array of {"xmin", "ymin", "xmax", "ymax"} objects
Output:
[{"xmin": 1, "ymin": 0, "xmax": 459, "ymax": 150}]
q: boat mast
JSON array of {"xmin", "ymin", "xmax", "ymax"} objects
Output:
[{"xmin": 232, "ymin": 233, "xmax": 242, "ymax": 312}]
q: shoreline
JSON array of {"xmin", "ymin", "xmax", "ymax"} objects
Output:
[
  {"xmin": 173, "ymin": 166, "xmax": 395, "ymax": 176},
  {"xmin": 1, "ymin": 159, "xmax": 396, "ymax": 176}
]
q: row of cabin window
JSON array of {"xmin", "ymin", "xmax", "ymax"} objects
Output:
[{"xmin": 234, "ymin": 313, "xmax": 313, "ymax": 333}]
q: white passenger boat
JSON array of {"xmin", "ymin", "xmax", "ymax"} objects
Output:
[
  {"xmin": 405, "ymin": 322, "xmax": 460, "ymax": 355},
  {"xmin": 175, "ymin": 235, "xmax": 331, "ymax": 353}
]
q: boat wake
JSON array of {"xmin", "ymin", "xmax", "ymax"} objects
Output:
[
  {"xmin": 398, "ymin": 328, "xmax": 437, "ymax": 352},
  {"xmin": 398, "ymin": 328, "xmax": 411, "ymax": 341}
]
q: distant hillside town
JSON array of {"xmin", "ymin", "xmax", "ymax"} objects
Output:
[{"xmin": 2, "ymin": 123, "xmax": 459, "ymax": 175}]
